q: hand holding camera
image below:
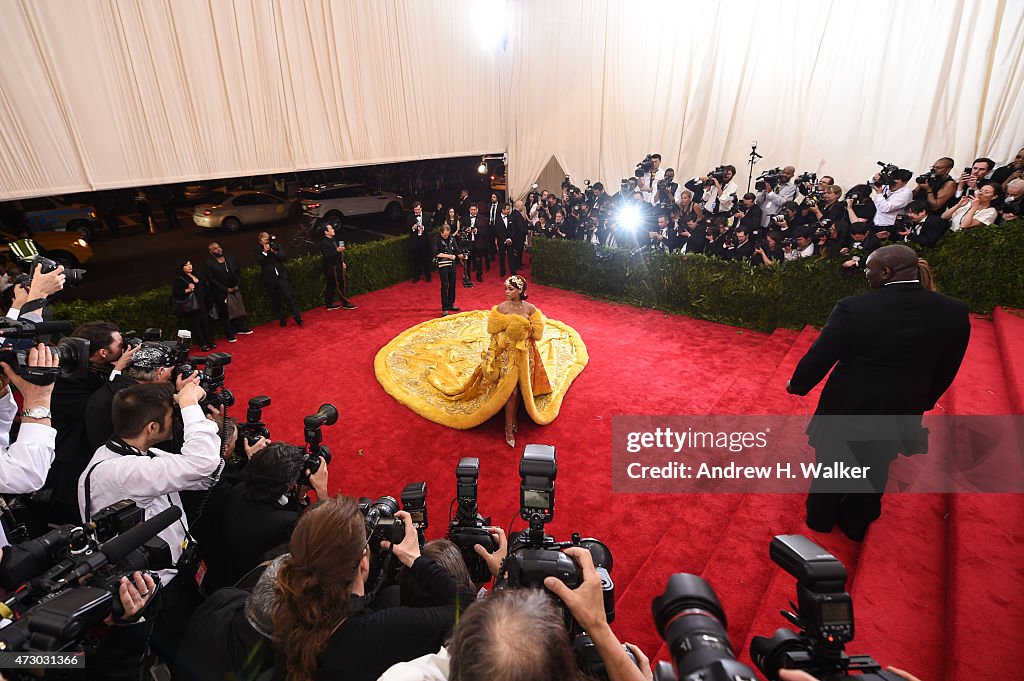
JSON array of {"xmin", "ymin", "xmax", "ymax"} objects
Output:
[
  {"xmin": 307, "ymin": 455, "xmax": 329, "ymax": 500},
  {"xmin": 111, "ymin": 344, "xmax": 140, "ymax": 372},
  {"xmin": 243, "ymin": 435, "xmax": 269, "ymax": 459},
  {"xmin": 175, "ymin": 381, "xmax": 207, "ymax": 408},
  {"xmin": 543, "ymin": 546, "xmax": 610, "ymax": 635},
  {"xmin": 380, "ymin": 510, "xmax": 420, "ymax": 568},
  {"xmin": 473, "ymin": 526, "xmax": 508, "ymax": 578},
  {"xmin": 0, "ymin": 343, "xmax": 59, "ymax": 413}
]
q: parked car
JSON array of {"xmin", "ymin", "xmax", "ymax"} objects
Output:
[
  {"xmin": 192, "ymin": 191, "xmax": 297, "ymax": 231},
  {"xmin": 0, "ymin": 229, "xmax": 93, "ymax": 268},
  {"xmin": 298, "ymin": 183, "xmax": 404, "ymax": 227},
  {"xmin": 2, "ymin": 196, "xmax": 100, "ymax": 240}
]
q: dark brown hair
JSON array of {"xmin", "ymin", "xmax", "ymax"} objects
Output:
[
  {"xmin": 273, "ymin": 496, "xmax": 367, "ymax": 681},
  {"xmin": 399, "ymin": 539, "xmax": 472, "ymax": 606},
  {"xmin": 112, "ymin": 382, "xmax": 174, "ymax": 438}
]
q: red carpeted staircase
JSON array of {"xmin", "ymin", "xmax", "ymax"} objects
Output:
[{"xmin": 219, "ymin": 268, "xmax": 1023, "ymax": 680}]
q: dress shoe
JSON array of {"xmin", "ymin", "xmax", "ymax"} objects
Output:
[
  {"xmin": 209, "ymin": 343, "xmax": 217, "ymax": 349},
  {"xmin": 476, "ymin": 275, "xmax": 483, "ymax": 283},
  {"xmin": 295, "ymin": 318, "xmax": 304, "ymax": 326},
  {"xmin": 342, "ymin": 303, "xmax": 357, "ymax": 310},
  {"xmin": 442, "ymin": 310, "xmax": 449, "ymax": 316},
  {"xmin": 327, "ymin": 304, "xmax": 343, "ymax": 310},
  {"xmin": 227, "ymin": 337, "xmax": 237, "ymax": 343},
  {"xmin": 448, "ymin": 306, "xmax": 460, "ymax": 312},
  {"xmin": 237, "ymin": 329, "xmax": 254, "ymax": 335},
  {"xmin": 280, "ymin": 319, "xmax": 287, "ymax": 327},
  {"xmin": 463, "ymin": 281, "xmax": 474, "ymax": 288}
]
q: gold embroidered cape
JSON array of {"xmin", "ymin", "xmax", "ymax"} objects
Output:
[{"xmin": 374, "ymin": 307, "xmax": 588, "ymax": 429}]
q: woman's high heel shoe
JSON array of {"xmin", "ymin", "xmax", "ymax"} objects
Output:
[{"xmin": 504, "ymin": 424, "xmax": 515, "ymax": 448}]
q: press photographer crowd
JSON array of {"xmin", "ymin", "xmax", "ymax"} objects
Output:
[
  {"xmin": 0, "ymin": 262, "xmax": 926, "ymax": 681},
  {"xmin": 438, "ymin": 148, "xmax": 1019, "ymax": 278}
]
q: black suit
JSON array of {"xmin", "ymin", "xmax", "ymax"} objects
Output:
[
  {"xmin": 509, "ymin": 211, "xmax": 528, "ymax": 272},
  {"xmin": 904, "ymin": 215, "xmax": 948, "ymax": 248},
  {"xmin": 255, "ymin": 243, "xmax": 301, "ymax": 323},
  {"xmin": 205, "ymin": 255, "xmax": 245, "ymax": 339},
  {"xmin": 406, "ymin": 213, "xmax": 433, "ymax": 282},
  {"xmin": 319, "ymin": 236, "xmax": 352, "ymax": 308},
  {"xmin": 788, "ymin": 283, "xmax": 970, "ymax": 539},
  {"xmin": 462, "ymin": 215, "xmax": 487, "ymax": 282},
  {"xmin": 494, "ymin": 212, "xmax": 515, "ymax": 276}
]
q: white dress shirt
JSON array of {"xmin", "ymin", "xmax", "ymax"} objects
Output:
[
  {"xmin": 77, "ymin": 404, "xmax": 221, "ymax": 583},
  {"xmin": 377, "ymin": 646, "xmax": 450, "ymax": 681},
  {"xmin": 0, "ymin": 391, "xmax": 57, "ymax": 547},
  {"xmin": 870, "ymin": 184, "xmax": 915, "ymax": 226},
  {"xmin": 701, "ymin": 180, "xmax": 739, "ymax": 213},
  {"xmin": 948, "ymin": 204, "xmax": 997, "ymax": 231}
]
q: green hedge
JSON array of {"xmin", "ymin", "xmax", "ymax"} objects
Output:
[
  {"xmin": 53, "ymin": 236, "xmax": 414, "ymax": 333},
  {"xmin": 530, "ymin": 219, "xmax": 1024, "ymax": 332}
]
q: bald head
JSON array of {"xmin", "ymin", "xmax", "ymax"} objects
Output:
[{"xmin": 865, "ymin": 244, "xmax": 920, "ymax": 287}]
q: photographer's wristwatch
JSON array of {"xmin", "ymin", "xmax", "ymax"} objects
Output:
[{"xmin": 21, "ymin": 406, "xmax": 52, "ymax": 420}]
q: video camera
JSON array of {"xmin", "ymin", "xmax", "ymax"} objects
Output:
[
  {"xmin": 498, "ymin": 445, "xmax": 618, "ymax": 676},
  {"xmin": 705, "ymin": 166, "xmax": 729, "ymax": 187},
  {"xmin": 561, "ymin": 175, "xmax": 581, "ymax": 195},
  {"xmin": 635, "ymin": 154, "xmax": 656, "ymax": 178},
  {"xmin": 0, "ymin": 320, "xmax": 89, "ymax": 384},
  {"xmin": 0, "ymin": 503, "xmax": 178, "ymax": 653},
  {"xmin": 446, "ymin": 458, "xmax": 496, "ymax": 583},
  {"xmin": 872, "ymin": 161, "xmax": 900, "ymax": 187},
  {"xmin": 750, "ymin": 535, "xmax": 901, "ymax": 681},
  {"xmin": 650, "ymin": 573, "xmax": 759, "ymax": 681},
  {"xmin": 755, "ymin": 168, "xmax": 783, "ymax": 192}
]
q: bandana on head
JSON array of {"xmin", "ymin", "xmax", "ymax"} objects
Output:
[{"xmin": 129, "ymin": 343, "xmax": 175, "ymax": 371}]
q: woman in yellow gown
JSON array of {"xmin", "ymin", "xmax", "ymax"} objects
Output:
[{"xmin": 374, "ymin": 276, "xmax": 588, "ymax": 445}]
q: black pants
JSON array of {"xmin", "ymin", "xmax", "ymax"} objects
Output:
[
  {"xmin": 465, "ymin": 253, "xmax": 483, "ymax": 282},
  {"xmin": 324, "ymin": 265, "xmax": 351, "ymax": 307},
  {"xmin": 265, "ymin": 279, "xmax": 301, "ymax": 322},
  {"xmin": 411, "ymin": 246, "xmax": 431, "ymax": 281},
  {"xmin": 805, "ymin": 440, "xmax": 897, "ymax": 540},
  {"xmin": 178, "ymin": 309, "xmax": 213, "ymax": 347},
  {"xmin": 150, "ymin": 575, "xmax": 202, "ymax": 669},
  {"xmin": 163, "ymin": 203, "xmax": 180, "ymax": 229},
  {"xmin": 210, "ymin": 296, "xmax": 236, "ymax": 340},
  {"xmin": 498, "ymin": 242, "xmax": 515, "ymax": 275},
  {"xmin": 439, "ymin": 266, "xmax": 456, "ymax": 310}
]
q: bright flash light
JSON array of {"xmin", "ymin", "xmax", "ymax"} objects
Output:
[
  {"xmin": 472, "ymin": 0, "xmax": 509, "ymax": 48},
  {"xmin": 617, "ymin": 204, "xmax": 641, "ymax": 231},
  {"xmin": 478, "ymin": 161, "xmax": 488, "ymax": 174}
]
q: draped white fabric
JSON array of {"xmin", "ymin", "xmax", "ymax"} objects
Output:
[
  {"xmin": 1, "ymin": 0, "xmax": 1022, "ymax": 201},
  {"xmin": 506, "ymin": 0, "xmax": 1024, "ymax": 197}
]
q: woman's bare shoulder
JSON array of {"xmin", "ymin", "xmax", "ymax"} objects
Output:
[{"xmin": 525, "ymin": 303, "xmax": 539, "ymax": 315}]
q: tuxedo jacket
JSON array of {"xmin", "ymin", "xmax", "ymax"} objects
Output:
[
  {"xmin": 905, "ymin": 215, "xmax": 948, "ymax": 248},
  {"xmin": 509, "ymin": 211, "xmax": 529, "ymax": 249},
  {"xmin": 406, "ymin": 213, "xmax": 432, "ymax": 249},
  {"xmin": 463, "ymin": 215, "xmax": 490, "ymax": 254},
  {"xmin": 494, "ymin": 213, "xmax": 513, "ymax": 243},
  {"xmin": 789, "ymin": 283, "xmax": 970, "ymax": 416},
  {"xmin": 255, "ymin": 245, "xmax": 290, "ymax": 283}
]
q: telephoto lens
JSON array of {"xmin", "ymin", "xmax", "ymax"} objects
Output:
[{"xmin": 651, "ymin": 573, "xmax": 758, "ymax": 681}]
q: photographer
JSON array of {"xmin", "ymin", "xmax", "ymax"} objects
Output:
[
  {"xmin": 0, "ymin": 344, "xmax": 58, "ymax": 547},
  {"xmin": 77, "ymin": 379, "xmax": 222, "ymax": 665},
  {"xmin": 943, "ymin": 181, "xmax": 1001, "ymax": 231},
  {"xmin": 992, "ymin": 147, "xmax": 1024, "ymax": 190},
  {"xmin": 808, "ymin": 184, "xmax": 846, "ymax": 224},
  {"xmin": 434, "ymin": 223, "xmax": 463, "ymax": 316},
  {"xmin": 870, "ymin": 167, "xmax": 914, "ymax": 226},
  {"xmin": 1000, "ymin": 177, "xmax": 1023, "ymax": 224},
  {"xmin": 734, "ymin": 193, "xmax": 763, "ymax": 234},
  {"xmin": 47, "ymin": 320, "xmax": 130, "ymax": 526},
  {"xmin": 754, "ymin": 167, "xmax": 796, "ymax": 227},
  {"xmin": 753, "ymin": 231, "xmax": 784, "ymax": 266},
  {"xmin": 774, "ymin": 201, "xmax": 813, "ymax": 233},
  {"xmin": 954, "ymin": 157, "xmax": 995, "ymax": 199},
  {"xmin": 647, "ymin": 214, "xmax": 672, "ymax": 250},
  {"xmin": 911, "ymin": 157, "xmax": 957, "ymax": 214},
  {"xmin": 408, "ymin": 202, "xmax": 433, "ymax": 284},
  {"xmin": 274, "ymin": 496, "xmax": 476, "ymax": 681},
  {"xmin": 785, "ymin": 232, "xmax": 817, "ymax": 261},
  {"xmin": 462, "ymin": 204, "xmax": 487, "ymax": 286},
  {"xmin": 637, "ymin": 153, "xmax": 664, "ymax": 201},
  {"xmin": 221, "ymin": 442, "xmax": 328, "ymax": 585},
  {"xmin": 840, "ymin": 224, "xmax": 881, "ymax": 270},
  {"xmin": 697, "ymin": 164, "xmax": 739, "ymax": 215},
  {"xmin": 256, "ymin": 232, "xmax": 303, "ymax": 327},
  {"xmin": 731, "ymin": 226, "xmax": 756, "ymax": 264},
  {"xmin": 900, "ymin": 200, "xmax": 948, "ymax": 247},
  {"xmin": 319, "ymin": 223, "xmax": 357, "ymax": 311}
]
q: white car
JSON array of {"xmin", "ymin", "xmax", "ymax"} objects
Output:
[
  {"xmin": 193, "ymin": 191, "xmax": 296, "ymax": 231},
  {"xmin": 298, "ymin": 183, "xmax": 404, "ymax": 227}
]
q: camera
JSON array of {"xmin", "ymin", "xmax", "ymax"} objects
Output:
[
  {"xmin": 916, "ymin": 169, "xmax": 938, "ymax": 184},
  {"xmin": 499, "ymin": 446, "xmax": 617, "ymax": 671},
  {"xmin": 301, "ymin": 403, "xmax": 338, "ymax": 483},
  {"xmin": 269, "ymin": 235, "xmax": 280, "ymax": 251},
  {"xmin": 796, "ymin": 171, "xmax": 817, "ymax": 185},
  {"xmin": 446, "ymin": 458, "xmax": 496, "ymax": 584},
  {"xmin": 0, "ymin": 323, "xmax": 89, "ymax": 384},
  {"xmin": 238, "ymin": 395, "xmax": 271, "ymax": 447},
  {"xmin": 179, "ymin": 351, "xmax": 234, "ymax": 409},
  {"xmin": 650, "ymin": 573, "xmax": 759, "ymax": 681},
  {"xmin": 872, "ymin": 161, "xmax": 899, "ymax": 187},
  {"xmin": 359, "ymin": 495, "xmax": 407, "ymax": 593},
  {"xmin": 771, "ymin": 214, "xmax": 787, "ymax": 225},
  {"xmin": 634, "ymin": 154, "xmax": 655, "ymax": 178},
  {"xmin": 750, "ymin": 535, "xmax": 901, "ymax": 681},
  {"xmin": 401, "ymin": 481, "xmax": 428, "ymax": 545},
  {"xmin": 705, "ymin": 166, "xmax": 728, "ymax": 187},
  {"xmin": 0, "ymin": 505, "xmax": 179, "ymax": 652},
  {"xmin": 16, "ymin": 255, "xmax": 86, "ymax": 288},
  {"xmin": 755, "ymin": 168, "xmax": 783, "ymax": 192},
  {"xmin": 123, "ymin": 328, "xmax": 162, "ymax": 351},
  {"xmin": 561, "ymin": 175, "xmax": 580, "ymax": 194}
]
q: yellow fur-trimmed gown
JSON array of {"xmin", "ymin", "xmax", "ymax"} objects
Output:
[{"xmin": 374, "ymin": 306, "xmax": 588, "ymax": 429}]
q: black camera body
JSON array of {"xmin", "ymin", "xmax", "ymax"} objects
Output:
[
  {"xmin": 446, "ymin": 458, "xmax": 496, "ymax": 584},
  {"xmin": 873, "ymin": 161, "xmax": 900, "ymax": 187},
  {"xmin": 750, "ymin": 535, "xmax": 901, "ymax": 681},
  {"xmin": 401, "ymin": 481, "xmax": 428, "ymax": 546},
  {"xmin": 239, "ymin": 395, "xmax": 272, "ymax": 447},
  {"xmin": 916, "ymin": 169, "xmax": 938, "ymax": 184},
  {"xmin": 302, "ymin": 403, "xmax": 338, "ymax": 483},
  {"xmin": 29, "ymin": 254, "xmax": 86, "ymax": 288},
  {"xmin": 705, "ymin": 166, "xmax": 728, "ymax": 186},
  {"xmin": 0, "ymin": 320, "xmax": 89, "ymax": 385}
]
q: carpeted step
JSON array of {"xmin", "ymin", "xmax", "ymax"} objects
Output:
[
  {"xmin": 992, "ymin": 307, "xmax": 1024, "ymax": 413},
  {"xmin": 708, "ymin": 328, "xmax": 802, "ymax": 413}
]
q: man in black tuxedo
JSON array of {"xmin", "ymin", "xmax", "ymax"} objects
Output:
[
  {"xmin": 898, "ymin": 200, "xmax": 948, "ymax": 248},
  {"xmin": 406, "ymin": 201, "xmax": 432, "ymax": 283},
  {"xmin": 462, "ymin": 204, "xmax": 487, "ymax": 285},
  {"xmin": 318, "ymin": 224, "xmax": 355, "ymax": 310},
  {"xmin": 787, "ymin": 245, "xmax": 970, "ymax": 540},
  {"xmin": 457, "ymin": 189, "xmax": 472, "ymax": 220},
  {"xmin": 255, "ymin": 232, "xmax": 302, "ymax": 326},
  {"xmin": 494, "ymin": 203, "xmax": 515, "ymax": 276},
  {"xmin": 485, "ymin": 193, "xmax": 501, "ymax": 270}
]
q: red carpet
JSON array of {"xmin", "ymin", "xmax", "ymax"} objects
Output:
[{"xmin": 218, "ymin": 266, "xmax": 1024, "ymax": 680}]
